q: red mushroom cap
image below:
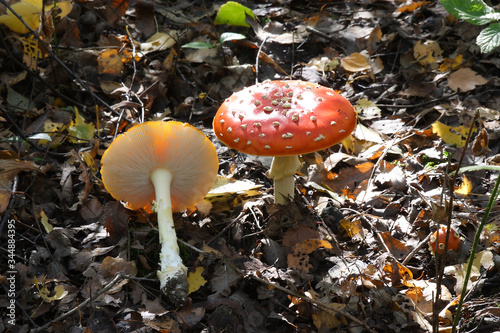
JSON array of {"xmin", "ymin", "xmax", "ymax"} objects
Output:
[
  {"xmin": 429, "ymin": 226, "xmax": 461, "ymax": 255},
  {"xmin": 213, "ymin": 80, "xmax": 356, "ymax": 156}
]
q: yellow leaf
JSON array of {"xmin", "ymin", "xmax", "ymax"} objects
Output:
[
  {"xmin": 340, "ymin": 135, "xmax": 355, "ymax": 154},
  {"xmin": 340, "ymin": 218, "xmax": 362, "ymax": 238},
  {"xmin": 68, "ymin": 107, "xmax": 95, "ymax": 143},
  {"xmin": 187, "ymin": 266, "xmax": 207, "ymax": 295},
  {"xmin": 40, "ymin": 209, "xmax": 53, "ymax": 233},
  {"xmin": 354, "ymin": 98, "xmax": 381, "ymax": 119},
  {"xmin": 44, "ymin": 285, "xmax": 68, "ymax": 302},
  {"xmin": 0, "ymin": 0, "xmax": 73, "ymax": 34},
  {"xmin": 46, "ymin": 1, "xmax": 73, "ymax": 21},
  {"xmin": 34, "ymin": 276, "xmax": 68, "ymax": 302},
  {"xmin": 80, "ymin": 151, "xmax": 98, "ymax": 174},
  {"xmin": 0, "ymin": 1, "xmax": 41, "ymax": 34},
  {"xmin": 439, "ymin": 54, "xmax": 463, "ymax": 72},
  {"xmin": 41, "ymin": 119, "xmax": 66, "ymax": 147},
  {"xmin": 455, "ymin": 174, "xmax": 472, "ymax": 196},
  {"xmin": 431, "ymin": 121, "xmax": 477, "ymax": 148},
  {"xmin": 413, "ymin": 40, "xmax": 442, "ymax": 68}
]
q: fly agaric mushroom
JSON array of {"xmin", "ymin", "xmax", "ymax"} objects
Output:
[
  {"xmin": 213, "ymin": 80, "xmax": 356, "ymax": 204},
  {"xmin": 101, "ymin": 121, "xmax": 218, "ymax": 305},
  {"xmin": 429, "ymin": 226, "xmax": 461, "ymax": 255}
]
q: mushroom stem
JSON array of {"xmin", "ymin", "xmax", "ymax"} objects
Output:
[
  {"xmin": 268, "ymin": 155, "xmax": 302, "ymax": 205},
  {"xmin": 150, "ymin": 168, "xmax": 188, "ymax": 303}
]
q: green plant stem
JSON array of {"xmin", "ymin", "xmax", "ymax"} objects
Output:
[{"xmin": 451, "ymin": 174, "xmax": 500, "ymax": 333}]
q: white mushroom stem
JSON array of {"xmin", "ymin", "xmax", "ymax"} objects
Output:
[
  {"xmin": 150, "ymin": 168, "xmax": 187, "ymax": 293},
  {"xmin": 267, "ymin": 155, "xmax": 302, "ymax": 205}
]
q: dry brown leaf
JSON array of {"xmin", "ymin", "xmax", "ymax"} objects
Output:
[
  {"xmin": 472, "ymin": 128, "xmax": 491, "ymax": 156},
  {"xmin": 341, "ymin": 52, "xmax": 371, "ymax": 72},
  {"xmin": 0, "ymin": 159, "xmax": 40, "ymax": 213},
  {"xmin": 325, "ymin": 162, "xmax": 374, "ymax": 192},
  {"xmin": 135, "ymin": 0, "xmax": 156, "ymax": 37},
  {"xmin": 448, "ymin": 68, "xmax": 488, "ymax": 92},
  {"xmin": 311, "ymin": 303, "xmax": 347, "ymax": 330},
  {"xmin": 282, "ymin": 225, "xmax": 318, "ymax": 247},
  {"xmin": 379, "ymin": 231, "xmax": 410, "ymax": 260},
  {"xmin": 287, "ymin": 239, "xmax": 333, "ymax": 274}
]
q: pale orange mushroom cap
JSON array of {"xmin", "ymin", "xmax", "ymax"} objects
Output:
[
  {"xmin": 213, "ymin": 80, "xmax": 356, "ymax": 156},
  {"xmin": 101, "ymin": 121, "xmax": 219, "ymax": 212}
]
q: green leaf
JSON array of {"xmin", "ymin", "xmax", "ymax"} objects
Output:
[
  {"xmin": 181, "ymin": 42, "xmax": 213, "ymax": 49},
  {"xmin": 214, "ymin": 1, "xmax": 256, "ymax": 27},
  {"xmin": 439, "ymin": 0, "xmax": 500, "ymax": 25},
  {"xmin": 68, "ymin": 107, "xmax": 95, "ymax": 143},
  {"xmin": 220, "ymin": 32, "xmax": 246, "ymax": 44},
  {"xmin": 476, "ymin": 22, "xmax": 500, "ymax": 53}
]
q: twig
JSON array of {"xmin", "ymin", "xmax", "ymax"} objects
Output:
[
  {"xmin": 30, "ymin": 272, "xmax": 128, "ymax": 333},
  {"xmin": 402, "ymin": 232, "xmax": 433, "ymax": 265},
  {"xmin": 305, "ymin": 26, "xmax": 348, "ymax": 54},
  {"xmin": 376, "ymin": 92, "xmax": 458, "ymax": 109},
  {"xmin": 206, "ymin": 211, "xmax": 246, "ymax": 246}
]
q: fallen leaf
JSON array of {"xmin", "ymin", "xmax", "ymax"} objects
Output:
[
  {"xmin": 413, "ymin": 40, "xmax": 442, "ymax": 68},
  {"xmin": 448, "ymin": 68, "xmax": 488, "ymax": 92},
  {"xmin": 355, "ymin": 98, "xmax": 381, "ymax": 119},
  {"xmin": 0, "ymin": 159, "xmax": 40, "ymax": 213},
  {"xmin": 187, "ymin": 266, "xmax": 207, "ymax": 295},
  {"xmin": 379, "ymin": 231, "xmax": 410, "ymax": 260},
  {"xmin": 311, "ymin": 303, "xmax": 347, "ymax": 330},
  {"xmin": 0, "ymin": 0, "xmax": 72, "ymax": 34},
  {"xmin": 341, "ymin": 52, "xmax": 371, "ymax": 72},
  {"xmin": 140, "ymin": 31, "xmax": 178, "ymax": 54},
  {"xmin": 287, "ymin": 239, "xmax": 333, "ymax": 274},
  {"xmin": 431, "ymin": 121, "xmax": 477, "ymax": 147},
  {"xmin": 396, "ymin": 1, "xmax": 430, "ymax": 13},
  {"xmin": 340, "ymin": 218, "xmax": 363, "ymax": 239},
  {"xmin": 40, "ymin": 209, "xmax": 53, "ymax": 233},
  {"xmin": 455, "ymin": 174, "xmax": 472, "ymax": 196},
  {"xmin": 472, "ymin": 128, "xmax": 491, "ymax": 156},
  {"xmin": 439, "ymin": 54, "xmax": 463, "ymax": 72},
  {"xmin": 451, "ymin": 250, "xmax": 494, "ymax": 295},
  {"xmin": 97, "ymin": 49, "xmax": 124, "ymax": 75},
  {"xmin": 68, "ymin": 107, "xmax": 95, "ymax": 143}
]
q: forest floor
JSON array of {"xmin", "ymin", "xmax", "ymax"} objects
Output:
[{"xmin": 1, "ymin": 0, "xmax": 500, "ymax": 332}]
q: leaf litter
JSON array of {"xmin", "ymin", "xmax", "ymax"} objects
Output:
[{"xmin": 0, "ymin": 0, "xmax": 499, "ymax": 332}]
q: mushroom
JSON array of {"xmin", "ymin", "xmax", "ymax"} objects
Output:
[
  {"xmin": 213, "ymin": 80, "xmax": 356, "ymax": 204},
  {"xmin": 429, "ymin": 226, "xmax": 461, "ymax": 255},
  {"xmin": 101, "ymin": 121, "xmax": 219, "ymax": 304}
]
